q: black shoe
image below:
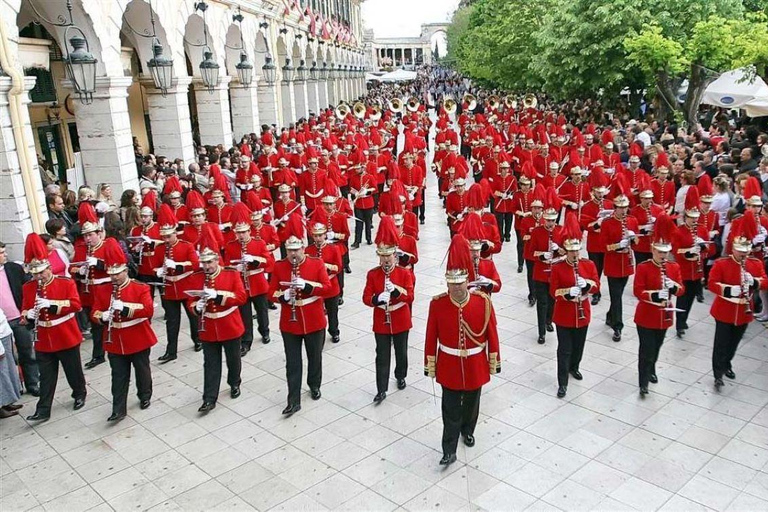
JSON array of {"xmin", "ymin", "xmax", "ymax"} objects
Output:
[
  {"xmin": 2, "ymin": 404, "xmax": 23, "ymax": 411},
  {"xmin": 505, "ymin": 236, "xmax": 512, "ymax": 242},
  {"xmin": 546, "ymin": 323, "xmax": 554, "ymax": 333},
  {"xmin": 528, "ymin": 297, "xmax": 536, "ymax": 307},
  {"xmin": 268, "ymin": 303, "xmax": 278, "ymax": 310},
  {"xmin": 344, "ymin": 266, "xmax": 352, "ymax": 274},
  {"xmin": 107, "ymin": 412, "xmax": 126, "ymax": 422},
  {"xmin": 569, "ymin": 369, "xmax": 583, "ymax": 381},
  {"xmin": 640, "ymin": 386, "xmax": 649, "ymax": 396},
  {"xmin": 231, "ymin": 386, "xmax": 241, "ymax": 399},
  {"xmin": 140, "ymin": 400, "xmax": 151, "ymax": 410},
  {"xmin": 439, "ymin": 453, "xmax": 457, "ymax": 466},
  {"xmin": 338, "ymin": 297, "xmax": 344, "ymax": 306},
  {"xmin": 649, "ymin": 374, "xmax": 658, "ymax": 384},
  {"xmin": 537, "ymin": 335, "xmax": 545, "ymax": 345},
  {"xmin": 198, "ymin": 401, "xmax": 216, "ymax": 413},
  {"xmin": 158, "ymin": 353, "xmax": 177, "ymax": 363},
  {"xmin": 366, "ymin": 240, "xmax": 373, "ymax": 245},
  {"xmin": 351, "ymin": 243, "xmax": 360, "ymax": 250},
  {"xmin": 84, "ymin": 357, "xmax": 105, "ymax": 369},
  {"xmin": 194, "ymin": 342, "xmax": 203, "ymax": 352},
  {"xmin": 557, "ymin": 386, "xmax": 567, "ymax": 398},
  {"xmin": 262, "ymin": 335, "xmax": 271, "ymax": 345},
  {"xmin": 373, "ymin": 392, "xmax": 387, "ymax": 403},
  {"xmin": 26, "ymin": 387, "xmax": 40, "ymax": 397},
  {"xmin": 240, "ymin": 345, "xmax": 250, "ymax": 357},
  {"xmin": 310, "ymin": 388, "xmax": 321, "ymax": 400},
  {"xmin": 676, "ymin": 330, "xmax": 685, "ymax": 338},
  {"xmin": 73, "ymin": 398, "xmax": 86, "ymax": 411},
  {"xmin": 420, "ymin": 219, "xmax": 425, "ymax": 225},
  {"xmin": 612, "ymin": 329, "xmax": 622, "ymax": 342},
  {"xmin": 714, "ymin": 378, "xmax": 724, "ymax": 390},
  {"xmin": 725, "ymin": 369, "xmax": 736, "ymax": 380},
  {"xmin": 517, "ymin": 265, "xmax": 523, "ymax": 273},
  {"xmin": 282, "ymin": 403, "xmax": 301, "ymax": 415},
  {"xmin": 397, "ymin": 379, "xmax": 406, "ymax": 390},
  {"xmin": 331, "ymin": 335, "xmax": 340, "ymax": 344},
  {"xmin": 463, "ymin": 434, "xmax": 475, "ymax": 447},
  {"xmin": 591, "ymin": 295, "xmax": 600, "ymax": 306},
  {"xmin": 696, "ymin": 293, "xmax": 704, "ymax": 303},
  {"xmin": 26, "ymin": 412, "xmax": 50, "ymax": 422}
]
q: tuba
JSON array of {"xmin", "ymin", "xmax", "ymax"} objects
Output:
[
  {"xmin": 504, "ymin": 95, "xmax": 517, "ymax": 109},
  {"xmin": 353, "ymin": 101, "xmax": 366, "ymax": 119},
  {"xmin": 389, "ymin": 97, "xmax": 403, "ymax": 113},
  {"xmin": 443, "ymin": 97, "xmax": 457, "ymax": 115},
  {"xmin": 370, "ymin": 105, "xmax": 382, "ymax": 121},
  {"xmin": 463, "ymin": 93, "xmax": 477, "ymax": 111},
  {"xmin": 406, "ymin": 96, "xmax": 420, "ymax": 112},
  {"xmin": 523, "ymin": 93, "xmax": 538, "ymax": 109},
  {"xmin": 488, "ymin": 95, "xmax": 500, "ymax": 110},
  {"xmin": 335, "ymin": 102, "xmax": 350, "ymax": 119}
]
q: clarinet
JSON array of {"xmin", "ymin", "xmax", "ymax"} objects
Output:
[
  {"xmin": 741, "ymin": 257, "xmax": 752, "ymax": 315},
  {"xmin": 572, "ymin": 260, "xmax": 586, "ymax": 321},
  {"xmin": 83, "ymin": 244, "xmax": 94, "ymax": 294},
  {"xmin": 383, "ymin": 262, "xmax": 393, "ymax": 325},
  {"xmin": 32, "ymin": 281, "xmax": 42, "ymax": 343},
  {"xmin": 106, "ymin": 282, "xmax": 118, "ymax": 345},
  {"xmin": 692, "ymin": 220, "xmax": 704, "ymax": 283},
  {"xmin": 161, "ymin": 242, "xmax": 170, "ymax": 298},
  {"xmin": 241, "ymin": 239, "xmax": 251, "ymax": 295},
  {"xmin": 621, "ymin": 214, "xmax": 635, "ymax": 267},
  {"xmin": 290, "ymin": 259, "xmax": 300, "ymax": 322},
  {"xmin": 660, "ymin": 259, "xmax": 673, "ymax": 323},
  {"xmin": 199, "ymin": 274, "xmax": 213, "ymax": 332}
]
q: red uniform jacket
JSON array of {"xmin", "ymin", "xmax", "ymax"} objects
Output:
[
  {"xmin": 397, "ymin": 233, "xmax": 419, "ymax": 272},
  {"xmin": 362, "ymin": 265, "xmax": 415, "ymax": 334},
  {"xmin": 708, "ymin": 256, "xmax": 768, "ymax": 325},
  {"xmin": 207, "ymin": 204, "xmax": 234, "ymax": 243},
  {"xmin": 252, "ymin": 222, "xmax": 280, "ymax": 252},
  {"xmin": 424, "ymin": 291, "xmax": 501, "ymax": 391},
  {"xmin": 473, "ymin": 258, "xmax": 502, "ymax": 294},
  {"xmin": 349, "ymin": 172, "xmax": 377, "ymax": 210},
  {"xmin": 520, "ymin": 214, "xmax": 544, "ymax": 261},
  {"xmin": 445, "ymin": 191, "xmax": 469, "ymax": 233},
  {"xmin": 401, "ymin": 164, "xmax": 425, "ymax": 207},
  {"xmin": 298, "ymin": 169, "xmax": 328, "ymax": 211},
  {"xmin": 560, "ymin": 181, "xmax": 590, "ymax": 220},
  {"xmin": 550, "ymin": 259, "xmax": 600, "ymax": 328},
  {"xmin": 492, "ymin": 174, "xmax": 517, "ymax": 213},
  {"xmin": 268, "ymin": 256, "xmax": 331, "ymax": 335},
  {"xmin": 633, "ymin": 260, "xmax": 684, "ymax": 330},
  {"xmin": 157, "ymin": 239, "xmax": 200, "ymax": 301},
  {"xmin": 92, "ymin": 279, "xmax": 157, "ymax": 355},
  {"xmin": 305, "ymin": 242, "xmax": 342, "ymax": 298},
  {"xmin": 603, "ymin": 215, "xmax": 640, "ymax": 278},
  {"xmin": 651, "ymin": 179, "xmax": 676, "ymax": 212},
  {"xmin": 673, "ymin": 223, "xmax": 710, "ymax": 281},
  {"xmin": 631, "ymin": 204, "xmax": 665, "ymax": 254},
  {"xmin": 512, "ymin": 190, "xmax": 534, "ymax": 231},
  {"xmin": 185, "ymin": 268, "xmax": 247, "ymax": 342},
  {"xmin": 130, "ymin": 222, "xmax": 163, "ymax": 277},
  {"xmin": 21, "ymin": 276, "xmax": 81, "ymax": 352},
  {"xmin": 180, "ymin": 222, "xmax": 225, "ymax": 252},
  {"xmin": 530, "ymin": 225, "xmax": 566, "ymax": 282},
  {"xmin": 580, "ymin": 198, "xmax": 613, "ymax": 253},
  {"xmin": 71, "ymin": 239, "xmax": 111, "ymax": 307},
  {"xmin": 274, "ymin": 200, "xmax": 301, "ymax": 242},
  {"xmin": 328, "ymin": 212, "xmax": 351, "ymax": 255},
  {"xmin": 223, "ymin": 238, "xmax": 275, "ymax": 297}
]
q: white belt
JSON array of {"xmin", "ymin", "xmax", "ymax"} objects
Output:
[
  {"xmin": 90, "ymin": 277, "xmax": 110, "ymax": 285},
  {"xmin": 37, "ymin": 312, "xmax": 75, "ymax": 328},
  {"xmin": 165, "ymin": 271, "xmax": 192, "ymax": 282},
  {"xmin": 377, "ymin": 302, "xmax": 406, "ymax": 312},
  {"xmin": 203, "ymin": 306, "xmax": 238, "ymax": 320},
  {"xmin": 246, "ymin": 269, "xmax": 264, "ymax": 277},
  {"xmin": 294, "ymin": 296, "xmax": 321, "ymax": 307},
  {"xmin": 111, "ymin": 318, "xmax": 148, "ymax": 329},
  {"xmin": 439, "ymin": 343, "xmax": 485, "ymax": 357}
]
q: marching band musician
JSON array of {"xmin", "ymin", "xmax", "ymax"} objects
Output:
[
  {"xmin": 349, "ymin": 159, "xmax": 377, "ymax": 248},
  {"xmin": 445, "ymin": 177, "xmax": 468, "ymax": 235},
  {"xmin": 559, "ymin": 166, "xmax": 588, "ymax": 223},
  {"xmin": 630, "ymin": 182, "xmax": 664, "ymax": 265},
  {"xmin": 633, "ymin": 215, "xmax": 684, "ymax": 396},
  {"xmin": 673, "ymin": 187, "xmax": 710, "ymax": 338},
  {"xmin": 273, "ymin": 183, "xmax": 302, "ymax": 258},
  {"xmin": 696, "ymin": 175, "xmax": 720, "ymax": 294},
  {"xmin": 580, "ymin": 167, "xmax": 613, "ymax": 305},
  {"xmin": 550, "ymin": 215, "xmax": 599, "ymax": 398},
  {"xmin": 462, "ymin": 214, "xmax": 502, "ymax": 294},
  {"xmin": 400, "ymin": 151, "xmax": 426, "ymax": 225},
  {"xmin": 207, "ymin": 176, "xmax": 235, "ymax": 244},
  {"xmin": 224, "ymin": 203, "xmax": 275, "ymax": 355},
  {"xmin": 21, "ymin": 234, "xmax": 86, "ymax": 423},
  {"xmin": 363, "ymin": 217, "xmax": 415, "ymax": 403},
  {"xmin": 708, "ymin": 211, "xmax": 768, "ymax": 390},
  {"xmin": 424, "ymin": 234, "xmax": 501, "ymax": 466},
  {"xmin": 91, "ymin": 241, "xmax": 156, "ymax": 421},
  {"xmin": 512, "ymin": 173, "xmax": 534, "ymax": 273},
  {"xmin": 320, "ymin": 185, "xmax": 352, "ymax": 293},
  {"xmin": 306, "ymin": 209, "xmax": 343, "ymax": 344},
  {"xmin": 131, "ymin": 191, "xmax": 162, "ymax": 295},
  {"xmin": 298, "ymin": 152, "xmax": 327, "ymax": 216},
  {"xmin": 268, "ymin": 216, "xmax": 331, "ymax": 415},
  {"xmin": 529, "ymin": 189, "xmax": 565, "ymax": 344},
  {"xmin": 181, "ymin": 190, "xmax": 225, "ymax": 250},
  {"xmin": 163, "ymin": 176, "xmax": 189, "ymax": 227},
  {"xmin": 519, "ymin": 186, "xmax": 545, "ymax": 307},
  {"xmin": 185, "ymin": 225, "xmax": 247, "ymax": 413},
  {"xmin": 602, "ymin": 180, "xmax": 639, "ymax": 342},
  {"xmin": 249, "ymin": 206, "xmax": 280, "ymax": 253},
  {"xmin": 492, "ymin": 160, "xmax": 517, "ymax": 243},
  {"xmin": 70, "ymin": 202, "xmax": 112, "ymax": 369}
]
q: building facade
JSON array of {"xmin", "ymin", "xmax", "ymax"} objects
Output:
[
  {"xmin": 367, "ymin": 23, "xmax": 448, "ymax": 72},
  {"xmin": 0, "ymin": 0, "xmax": 367, "ymax": 258}
]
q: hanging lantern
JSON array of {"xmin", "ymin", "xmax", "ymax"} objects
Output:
[
  {"xmin": 320, "ymin": 62, "xmax": 329, "ymax": 80},
  {"xmin": 65, "ymin": 30, "xmax": 98, "ymax": 104},
  {"xmin": 199, "ymin": 48, "xmax": 219, "ymax": 92},
  {"xmin": 262, "ymin": 55, "xmax": 277, "ymax": 85},
  {"xmin": 282, "ymin": 58, "xmax": 295, "ymax": 82},
  {"xmin": 147, "ymin": 38, "xmax": 174, "ymax": 96},
  {"xmin": 296, "ymin": 60, "xmax": 308, "ymax": 81},
  {"xmin": 235, "ymin": 51, "xmax": 254, "ymax": 87},
  {"xmin": 309, "ymin": 61, "xmax": 318, "ymax": 81}
]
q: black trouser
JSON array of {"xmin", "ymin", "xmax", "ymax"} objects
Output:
[
  {"xmin": 83, "ymin": 307, "xmax": 104, "ymax": 359},
  {"xmin": 516, "ymin": 231, "xmax": 525, "ymax": 267},
  {"xmin": 136, "ymin": 274, "xmax": 157, "ymax": 300},
  {"xmin": 676, "ymin": 279, "xmax": 702, "ymax": 330},
  {"xmin": 162, "ymin": 298, "xmax": 200, "ymax": 356},
  {"xmin": 441, "ymin": 386, "xmax": 481, "ymax": 456},
  {"xmin": 374, "ymin": 184, "xmax": 384, "ymax": 211},
  {"xmin": 201, "ymin": 338, "xmax": 241, "ymax": 403},
  {"xmin": 556, "ymin": 325, "xmax": 588, "ymax": 387},
  {"xmin": 240, "ymin": 294, "xmax": 270, "ymax": 347},
  {"xmin": 637, "ymin": 326, "xmax": 666, "ymax": 388},
  {"xmin": 354, "ymin": 207, "xmax": 374, "ymax": 244},
  {"xmin": 34, "ymin": 346, "xmax": 86, "ymax": 417},
  {"xmin": 533, "ymin": 280, "xmax": 554, "ymax": 336},
  {"xmin": 325, "ymin": 296, "xmax": 340, "ymax": 337},
  {"xmin": 108, "ymin": 348, "xmax": 152, "ymax": 415},
  {"xmin": 8, "ymin": 318, "xmax": 39, "ymax": 389},
  {"xmin": 338, "ymin": 259, "xmax": 347, "ymax": 297},
  {"xmin": 283, "ymin": 329, "xmax": 324, "ymax": 406},
  {"xmin": 588, "ymin": 252, "xmax": 604, "ymax": 299},
  {"xmin": 415, "ymin": 189, "xmax": 426, "ymax": 221},
  {"xmin": 374, "ymin": 332, "xmax": 409, "ymax": 393},
  {"xmin": 494, "ymin": 213, "xmax": 513, "ymax": 240},
  {"xmin": 606, "ymin": 277, "xmax": 629, "ymax": 331},
  {"xmin": 279, "ymin": 243, "xmax": 287, "ymax": 260},
  {"xmin": 712, "ymin": 320, "xmax": 748, "ymax": 380},
  {"xmin": 525, "ymin": 260, "xmax": 535, "ymax": 300},
  {"xmin": 634, "ymin": 252, "xmax": 651, "ymax": 265},
  {"xmin": 341, "ymin": 185, "xmax": 350, "ymax": 199}
]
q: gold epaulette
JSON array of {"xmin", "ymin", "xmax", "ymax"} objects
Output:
[
  {"xmin": 469, "ymin": 289, "xmax": 490, "ymax": 300},
  {"xmin": 432, "ymin": 292, "xmax": 448, "ymax": 301}
]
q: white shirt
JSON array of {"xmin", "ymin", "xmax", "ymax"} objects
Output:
[
  {"xmin": 0, "ymin": 308, "xmax": 11, "ymax": 339},
  {"xmin": 710, "ymin": 191, "xmax": 732, "ymax": 226},
  {"xmin": 636, "ymin": 131, "xmax": 652, "ymax": 148}
]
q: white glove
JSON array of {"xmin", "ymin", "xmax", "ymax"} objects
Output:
[
  {"xmin": 101, "ymin": 311, "xmax": 112, "ymax": 322},
  {"xmin": 745, "ymin": 272, "xmax": 755, "ymax": 286},
  {"xmin": 550, "ymin": 242, "xmax": 560, "ymax": 252},
  {"xmin": 35, "ymin": 297, "xmax": 51, "ymax": 310},
  {"xmin": 569, "ymin": 203, "xmax": 577, "ymax": 210},
  {"xmin": 730, "ymin": 285, "xmax": 742, "ymax": 296},
  {"xmin": 26, "ymin": 309, "xmax": 38, "ymax": 321},
  {"xmin": 690, "ymin": 245, "xmax": 701, "ymax": 255},
  {"xmin": 626, "ymin": 230, "xmax": 636, "ymax": 239},
  {"xmin": 569, "ymin": 286, "xmax": 581, "ymax": 297},
  {"xmin": 78, "ymin": 265, "xmax": 88, "ymax": 276},
  {"xmin": 301, "ymin": 205, "xmax": 308, "ymax": 215},
  {"xmin": 378, "ymin": 291, "xmax": 391, "ymax": 303},
  {"xmin": 694, "ymin": 237, "xmax": 705, "ymax": 246},
  {"xmin": 663, "ymin": 276, "xmax": 674, "ymax": 289},
  {"xmin": 753, "ymin": 234, "xmax": 766, "ymax": 244},
  {"xmin": 141, "ymin": 234, "xmax": 152, "ymax": 243},
  {"xmin": 282, "ymin": 287, "xmax": 294, "ymax": 302},
  {"xmin": 86, "ymin": 256, "xmax": 98, "ymax": 267},
  {"xmin": 385, "ymin": 280, "xmax": 395, "ymax": 293},
  {"xmin": 543, "ymin": 251, "xmax": 553, "ymax": 260},
  {"xmin": 618, "ymin": 239, "xmax": 629, "ymax": 249},
  {"xmin": 195, "ymin": 298, "xmax": 206, "ymax": 312},
  {"xmin": 596, "ymin": 217, "xmax": 605, "ymax": 226},
  {"xmin": 649, "ymin": 217, "xmax": 656, "ymax": 224},
  {"xmin": 218, "ymin": 223, "xmax": 227, "ymax": 231},
  {"xmin": 658, "ymin": 289, "xmax": 669, "ymax": 300},
  {"xmin": 576, "ymin": 277, "xmax": 586, "ymax": 288},
  {"xmin": 242, "ymin": 254, "xmax": 255, "ymax": 263},
  {"xmin": 293, "ymin": 277, "xmax": 307, "ymax": 289},
  {"xmin": 280, "ymin": 215, "xmax": 288, "ymax": 223},
  {"xmin": 164, "ymin": 258, "xmax": 177, "ymax": 268},
  {"xmin": 111, "ymin": 300, "xmax": 124, "ymax": 313},
  {"xmin": 327, "ymin": 231, "xmax": 336, "ymax": 241},
  {"xmin": 155, "ymin": 267, "xmax": 165, "ymax": 278},
  {"xmin": 236, "ymin": 263, "xmax": 245, "ymax": 273},
  {"xmin": 202, "ymin": 288, "xmax": 217, "ymax": 300}
]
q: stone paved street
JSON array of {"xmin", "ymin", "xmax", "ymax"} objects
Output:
[{"xmin": 3, "ymin": 155, "xmax": 768, "ymax": 512}]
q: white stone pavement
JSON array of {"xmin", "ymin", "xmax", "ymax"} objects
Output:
[{"xmin": 3, "ymin": 143, "xmax": 768, "ymax": 512}]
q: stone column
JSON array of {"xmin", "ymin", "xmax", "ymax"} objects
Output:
[
  {"xmin": 230, "ymin": 76, "xmax": 261, "ymax": 137},
  {"xmin": 327, "ymin": 78, "xmax": 336, "ymax": 106},
  {"xmin": 280, "ymin": 79, "xmax": 296, "ymax": 127},
  {"xmin": 294, "ymin": 79, "xmax": 309, "ymax": 119},
  {"xmin": 318, "ymin": 79, "xmax": 329, "ymax": 110},
  {"xmin": 193, "ymin": 76, "xmax": 233, "ymax": 146},
  {"xmin": 307, "ymin": 80, "xmax": 320, "ymax": 114},
  {"xmin": 0, "ymin": 77, "xmax": 44, "ymax": 259},
  {"xmin": 143, "ymin": 76, "xmax": 196, "ymax": 167},
  {"xmin": 257, "ymin": 81, "xmax": 280, "ymax": 127}
]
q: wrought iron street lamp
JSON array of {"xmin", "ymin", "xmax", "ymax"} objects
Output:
[
  {"xmin": 193, "ymin": 1, "xmax": 219, "ymax": 92},
  {"xmin": 309, "ymin": 61, "xmax": 318, "ymax": 81},
  {"xmin": 262, "ymin": 55, "xmax": 277, "ymax": 85},
  {"xmin": 296, "ymin": 60, "xmax": 308, "ymax": 81},
  {"xmin": 282, "ymin": 58, "xmax": 295, "ymax": 82}
]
